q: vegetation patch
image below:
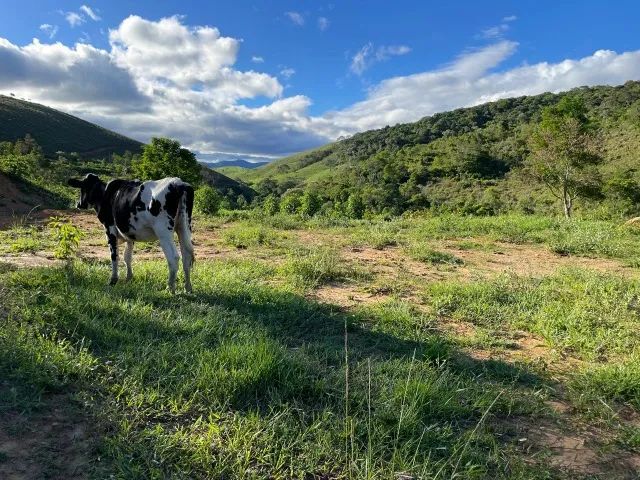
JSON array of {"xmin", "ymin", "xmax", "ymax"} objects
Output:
[{"xmin": 406, "ymin": 243, "xmax": 464, "ymax": 266}]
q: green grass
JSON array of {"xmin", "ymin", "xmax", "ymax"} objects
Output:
[
  {"xmin": 406, "ymin": 243, "xmax": 464, "ymax": 266},
  {"xmin": 1, "ymin": 260, "xmax": 552, "ymax": 478},
  {"xmin": 221, "ymin": 224, "xmax": 287, "ymax": 249},
  {"xmin": 0, "ymin": 225, "xmax": 49, "ymax": 254},
  {"xmin": 3, "ymin": 213, "xmax": 640, "ymax": 478}
]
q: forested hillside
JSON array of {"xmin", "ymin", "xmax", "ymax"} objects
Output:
[
  {"xmin": 0, "ymin": 95, "xmax": 143, "ymax": 157},
  {"xmin": 225, "ymin": 81, "xmax": 640, "ymax": 218}
]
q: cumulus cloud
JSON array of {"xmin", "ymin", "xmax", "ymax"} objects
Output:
[
  {"xmin": 80, "ymin": 5, "xmax": 101, "ymax": 21},
  {"xmin": 2, "ymin": 14, "xmax": 640, "ymax": 159},
  {"xmin": 0, "ymin": 38, "xmax": 147, "ymax": 109},
  {"xmin": 350, "ymin": 42, "xmax": 411, "ymax": 75},
  {"xmin": 39, "ymin": 24, "xmax": 58, "ymax": 39},
  {"xmin": 503, "ymin": 15, "xmax": 517, "ymax": 22},
  {"xmin": 251, "ymin": 55, "xmax": 264, "ymax": 63},
  {"xmin": 65, "ymin": 12, "xmax": 85, "ymax": 27},
  {"xmin": 285, "ymin": 11, "xmax": 305, "ymax": 26},
  {"xmin": 318, "ymin": 17, "xmax": 329, "ymax": 31}
]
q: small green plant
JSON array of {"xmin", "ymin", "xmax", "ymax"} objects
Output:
[
  {"xmin": 9, "ymin": 237, "xmax": 41, "ymax": 253},
  {"xmin": 221, "ymin": 224, "xmax": 281, "ymax": 249},
  {"xmin": 48, "ymin": 216, "xmax": 83, "ymax": 259},
  {"xmin": 406, "ymin": 243, "xmax": 463, "ymax": 266},
  {"xmin": 194, "ymin": 185, "xmax": 221, "ymax": 215}
]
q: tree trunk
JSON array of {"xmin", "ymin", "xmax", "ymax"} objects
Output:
[{"xmin": 563, "ymin": 193, "xmax": 573, "ymax": 218}]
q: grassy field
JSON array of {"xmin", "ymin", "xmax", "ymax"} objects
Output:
[{"xmin": 1, "ymin": 212, "xmax": 640, "ymax": 478}]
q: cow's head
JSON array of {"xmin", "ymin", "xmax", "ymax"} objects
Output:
[{"xmin": 67, "ymin": 173, "xmax": 105, "ymax": 209}]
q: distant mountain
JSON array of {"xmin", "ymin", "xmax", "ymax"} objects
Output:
[
  {"xmin": 202, "ymin": 159, "xmax": 269, "ymax": 169},
  {"xmin": 0, "ymin": 95, "xmax": 143, "ymax": 157}
]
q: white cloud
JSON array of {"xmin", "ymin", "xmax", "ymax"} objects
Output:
[
  {"xmin": 39, "ymin": 24, "xmax": 58, "ymax": 39},
  {"xmin": 318, "ymin": 17, "xmax": 329, "ymax": 31},
  {"xmin": 65, "ymin": 12, "xmax": 85, "ymax": 27},
  {"xmin": 285, "ymin": 11, "xmax": 305, "ymax": 26},
  {"xmin": 280, "ymin": 67, "xmax": 295, "ymax": 79},
  {"xmin": 80, "ymin": 5, "xmax": 101, "ymax": 21},
  {"xmin": 320, "ymin": 43, "xmax": 640, "ymax": 139},
  {"xmin": 3, "ymin": 14, "xmax": 640, "ymax": 159},
  {"xmin": 251, "ymin": 55, "xmax": 264, "ymax": 63},
  {"xmin": 350, "ymin": 43, "xmax": 411, "ymax": 75},
  {"xmin": 481, "ymin": 24, "xmax": 509, "ymax": 39},
  {"xmin": 481, "ymin": 16, "xmax": 517, "ymax": 39}
]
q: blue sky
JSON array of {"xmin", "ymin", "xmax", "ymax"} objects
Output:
[{"xmin": 1, "ymin": 1, "xmax": 640, "ymax": 160}]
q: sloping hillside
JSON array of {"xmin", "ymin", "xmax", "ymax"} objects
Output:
[
  {"xmin": 229, "ymin": 81, "xmax": 640, "ymax": 216},
  {"xmin": 0, "ymin": 95, "xmax": 143, "ymax": 157},
  {"xmin": 200, "ymin": 166, "xmax": 256, "ymax": 201}
]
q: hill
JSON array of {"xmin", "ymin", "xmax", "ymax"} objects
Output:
[
  {"xmin": 203, "ymin": 159, "xmax": 268, "ymax": 169},
  {"xmin": 230, "ymin": 81, "xmax": 640, "ymax": 217},
  {"xmin": 0, "ymin": 95, "xmax": 143, "ymax": 157},
  {"xmin": 200, "ymin": 166, "xmax": 256, "ymax": 202}
]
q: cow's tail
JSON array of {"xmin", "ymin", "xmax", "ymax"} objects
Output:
[{"xmin": 176, "ymin": 183, "xmax": 195, "ymax": 268}]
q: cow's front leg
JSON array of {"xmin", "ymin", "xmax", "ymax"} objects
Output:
[
  {"xmin": 106, "ymin": 229, "xmax": 119, "ymax": 285},
  {"xmin": 124, "ymin": 241, "xmax": 134, "ymax": 281}
]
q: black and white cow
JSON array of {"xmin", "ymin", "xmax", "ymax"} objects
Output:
[{"xmin": 67, "ymin": 174, "xmax": 195, "ymax": 293}]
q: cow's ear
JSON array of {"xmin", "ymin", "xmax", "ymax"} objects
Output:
[{"xmin": 67, "ymin": 178, "xmax": 83, "ymax": 188}]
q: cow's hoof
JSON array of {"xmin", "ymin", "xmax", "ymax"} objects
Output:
[
  {"xmin": 109, "ymin": 278, "xmax": 118, "ymax": 286},
  {"xmin": 125, "ymin": 275, "xmax": 133, "ymax": 282}
]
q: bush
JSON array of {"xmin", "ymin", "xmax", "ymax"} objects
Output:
[
  {"xmin": 48, "ymin": 217, "xmax": 83, "ymax": 259},
  {"xmin": 280, "ymin": 191, "xmax": 303, "ymax": 214},
  {"xmin": 299, "ymin": 191, "xmax": 321, "ymax": 217},
  {"xmin": 263, "ymin": 194, "xmax": 279, "ymax": 216},
  {"xmin": 194, "ymin": 185, "xmax": 221, "ymax": 215}
]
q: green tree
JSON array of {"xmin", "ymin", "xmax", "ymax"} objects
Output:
[
  {"xmin": 194, "ymin": 185, "xmax": 221, "ymax": 215},
  {"xmin": 345, "ymin": 194, "xmax": 365, "ymax": 219},
  {"xmin": 280, "ymin": 190, "xmax": 302, "ymax": 214},
  {"xmin": 525, "ymin": 97, "xmax": 602, "ymax": 218},
  {"xmin": 263, "ymin": 194, "xmax": 279, "ymax": 216},
  {"xmin": 133, "ymin": 137, "xmax": 202, "ymax": 185},
  {"xmin": 299, "ymin": 191, "xmax": 321, "ymax": 216}
]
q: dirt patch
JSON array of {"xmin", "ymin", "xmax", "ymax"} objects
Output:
[
  {"xmin": 0, "ymin": 392, "xmax": 95, "ymax": 479},
  {"xmin": 497, "ymin": 415, "xmax": 640, "ymax": 478},
  {"xmin": 449, "ymin": 241, "xmax": 634, "ymax": 278},
  {"xmin": 311, "ymin": 282, "xmax": 382, "ymax": 308}
]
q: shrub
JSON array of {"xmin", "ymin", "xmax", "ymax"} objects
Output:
[
  {"xmin": 345, "ymin": 194, "xmax": 365, "ymax": 219},
  {"xmin": 263, "ymin": 194, "xmax": 279, "ymax": 216},
  {"xmin": 48, "ymin": 217, "xmax": 83, "ymax": 259},
  {"xmin": 299, "ymin": 191, "xmax": 321, "ymax": 217},
  {"xmin": 280, "ymin": 191, "xmax": 302, "ymax": 214},
  {"xmin": 194, "ymin": 185, "xmax": 221, "ymax": 215}
]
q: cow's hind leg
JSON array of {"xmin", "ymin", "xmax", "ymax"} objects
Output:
[
  {"xmin": 124, "ymin": 241, "xmax": 134, "ymax": 281},
  {"xmin": 106, "ymin": 229, "xmax": 119, "ymax": 285},
  {"xmin": 176, "ymin": 222, "xmax": 194, "ymax": 294},
  {"xmin": 158, "ymin": 234, "xmax": 180, "ymax": 294}
]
